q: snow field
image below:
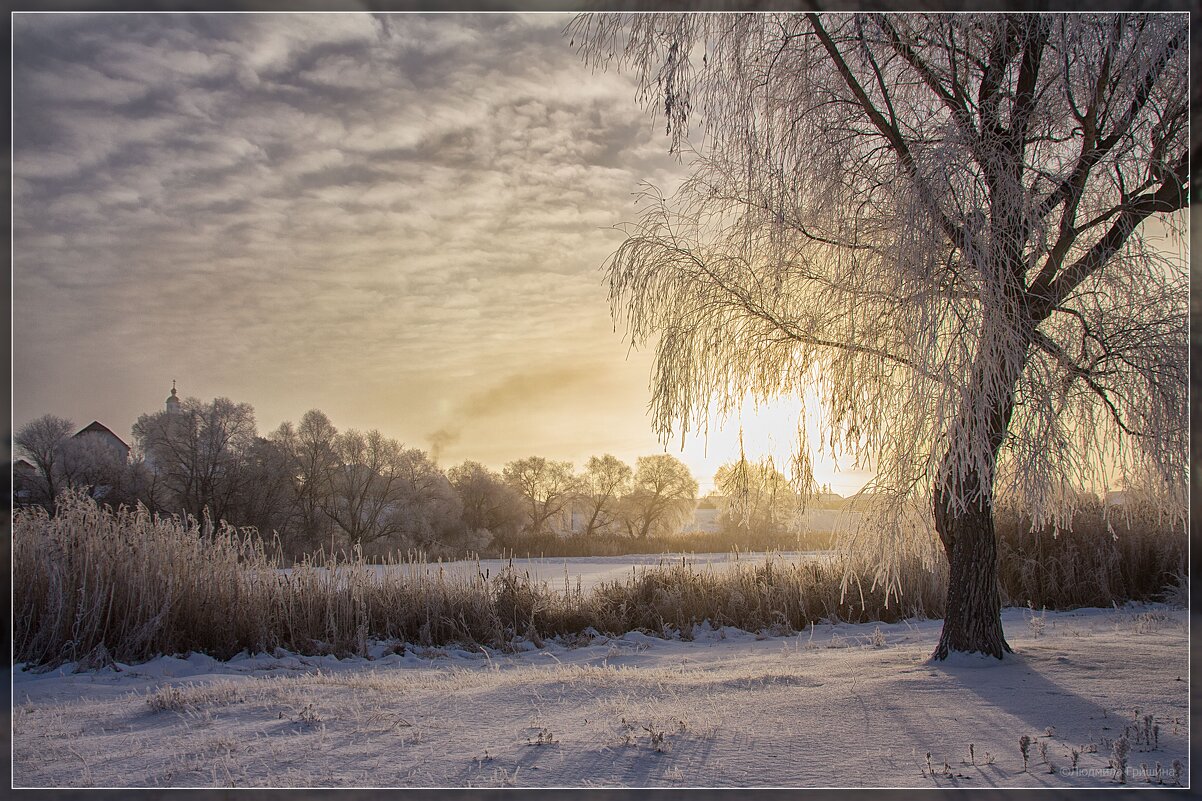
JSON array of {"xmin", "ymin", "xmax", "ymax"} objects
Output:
[
  {"xmin": 12, "ymin": 605, "xmax": 1189, "ymax": 788},
  {"xmin": 302, "ymin": 551, "xmax": 831, "ymax": 594}
]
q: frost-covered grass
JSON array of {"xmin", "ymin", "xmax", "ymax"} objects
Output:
[
  {"xmin": 14, "ymin": 494, "xmax": 1185, "ymax": 668},
  {"xmin": 995, "ymin": 501, "xmax": 1187, "ymax": 609},
  {"xmin": 12, "ymin": 496, "xmax": 935, "ymax": 667},
  {"xmin": 11, "ymin": 606, "xmax": 1189, "ymax": 788}
]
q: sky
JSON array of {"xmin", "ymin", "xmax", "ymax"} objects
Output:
[{"xmin": 11, "ymin": 11, "xmax": 872, "ymax": 495}]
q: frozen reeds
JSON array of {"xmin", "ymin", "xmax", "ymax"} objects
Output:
[
  {"xmin": 13, "ymin": 492, "xmax": 1186, "ymax": 668},
  {"xmin": 995, "ymin": 499, "xmax": 1186, "ymax": 609}
]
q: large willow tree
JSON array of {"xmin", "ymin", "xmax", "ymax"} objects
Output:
[{"xmin": 570, "ymin": 13, "xmax": 1189, "ymax": 658}]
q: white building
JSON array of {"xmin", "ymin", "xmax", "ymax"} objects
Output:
[{"xmin": 72, "ymin": 421, "xmax": 131, "ymax": 463}]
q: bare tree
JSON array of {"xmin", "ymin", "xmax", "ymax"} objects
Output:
[
  {"xmin": 577, "ymin": 454, "xmax": 634, "ymax": 538},
  {"xmin": 621, "ymin": 454, "xmax": 699, "ymax": 539},
  {"xmin": 448, "ymin": 460, "xmax": 525, "ymax": 541},
  {"xmin": 57, "ymin": 435, "xmax": 138, "ymax": 506},
  {"xmin": 503, "ymin": 456, "xmax": 578, "ymax": 535},
  {"xmin": 133, "ymin": 396, "xmax": 258, "ymax": 523},
  {"xmin": 715, "ymin": 456, "xmax": 798, "ymax": 535},
  {"xmin": 571, "ymin": 12, "xmax": 1189, "ymax": 658},
  {"xmin": 14, "ymin": 414, "xmax": 74, "ymax": 509},
  {"xmin": 387, "ymin": 448, "xmax": 463, "ymax": 551},
  {"xmin": 226, "ymin": 435, "xmax": 297, "ymax": 545},
  {"xmin": 322, "ymin": 429, "xmax": 406, "ymax": 545},
  {"xmin": 270, "ymin": 409, "xmax": 341, "ymax": 549}
]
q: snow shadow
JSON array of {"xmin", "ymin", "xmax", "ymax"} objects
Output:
[{"xmin": 926, "ymin": 650, "xmax": 1113, "ymax": 733}]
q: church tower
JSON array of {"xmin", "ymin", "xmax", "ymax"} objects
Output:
[{"xmin": 165, "ymin": 380, "xmax": 181, "ymax": 414}]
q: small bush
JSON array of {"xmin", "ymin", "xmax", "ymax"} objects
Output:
[{"xmin": 146, "ymin": 681, "xmax": 241, "ymax": 713}]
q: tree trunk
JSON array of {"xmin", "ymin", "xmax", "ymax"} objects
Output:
[
  {"xmin": 931, "ymin": 309, "xmax": 1029, "ymax": 660},
  {"xmin": 932, "ymin": 481, "xmax": 1010, "ymax": 659}
]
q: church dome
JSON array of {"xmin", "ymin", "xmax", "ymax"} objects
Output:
[{"xmin": 166, "ymin": 381, "xmax": 181, "ymax": 412}]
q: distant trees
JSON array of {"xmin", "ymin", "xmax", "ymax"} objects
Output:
[
  {"xmin": 321, "ymin": 429, "xmax": 410, "ymax": 544},
  {"xmin": 14, "ymin": 414, "xmax": 74, "ymax": 509},
  {"xmin": 226, "ymin": 435, "xmax": 296, "ymax": 544},
  {"xmin": 269, "ymin": 413, "xmax": 465, "ymax": 553},
  {"xmin": 14, "ymin": 414, "xmax": 145, "ymax": 510},
  {"xmin": 448, "ymin": 461, "xmax": 524, "ymax": 543},
  {"xmin": 19, "ymin": 399, "xmax": 711, "ymax": 556},
  {"xmin": 503, "ymin": 456, "xmax": 578, "ymax": 535},
  {"xmin": 57, "ymin": 434, "xmax": 147, "ymax": 508},
  {"xmin": 383, "ymin": 446, "xmax": 463, "ymax": 550},
  {"xmin": 577, "ymin": 454, "xmax": 633, "ymax": 537},
  {"xmin": 324, "ymin": 431, "xmax": 463, "ymax": 551},
  {"xmin": 270, "ymin": 410, "xmax": 340, "ymax": 549},
  {"xmin": 133, "ymin": 397, "xmax": 257, "ymax": 523},
  {"xmin": 621, "ymin": 454, "xmax": 699, "ymax": 539},
  {"xmin": 714, "ymin": 458, "xmax": 797, "ymax": 535},
  {"xmin": 501, "ymin": 453, "xmax": 700, "ymax": 540}
]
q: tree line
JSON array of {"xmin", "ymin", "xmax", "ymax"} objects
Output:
[{"xmin": 13, "ymin": 398, "xmax": 813, "ymax": 558}]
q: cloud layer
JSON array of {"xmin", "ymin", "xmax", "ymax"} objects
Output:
[
  {"xmin": 13, "ymin": 13, "xmax": 689, "ymax": 466},
  {"xmin": 14, "ymin": 12, "xmax": 874, "ymax": 495}
]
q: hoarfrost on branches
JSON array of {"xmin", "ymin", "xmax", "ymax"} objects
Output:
[{"xmin": 570, "ymin": 12, "xmax": 1188, "ymax": 656}]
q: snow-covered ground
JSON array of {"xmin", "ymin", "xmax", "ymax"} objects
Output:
[
  {"xmin": 12, "ymin": 605, "xmax": 1188, "ymax": 788},
  {"xmin": 297, "ymin": 551, "xmax": 830, "ymax": 594}
]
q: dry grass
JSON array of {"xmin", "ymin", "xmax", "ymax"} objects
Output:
[
  {"xmin": 14, "ymin": 494, "xmax": 284, "ymax": 666},
  {"xmin": 13, "ymin": 492, "xmax": 1185, "ymax": 668},
  {"xmin": 995, "ymin": 500, "xmax": 1187, "ymax": 609}
]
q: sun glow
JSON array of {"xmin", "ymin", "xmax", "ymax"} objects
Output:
[{"xmin": 672, "ymin": 391, "xmax": 872, "ymax": 497}]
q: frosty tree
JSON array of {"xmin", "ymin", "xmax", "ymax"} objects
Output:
[
  {"xmin": 621, "ymin": 454, "xmax": 699, "ymax": 539},
  {"xmin": 14, "ymin": 414, "xmax": 75, "ymax": 510},
  {"xmin": 570, "ymin": 12, "xmax": 1189, "ymax": 658}
]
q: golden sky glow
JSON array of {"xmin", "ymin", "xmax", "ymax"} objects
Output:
[{"xmin": 11, "ymin": 13, "xmax": 875, "ymax": 495}]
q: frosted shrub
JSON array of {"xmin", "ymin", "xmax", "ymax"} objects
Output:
[
  {"xmin": 643, "ymin": 723, "xmax": 670, "ymax": 753},
  {"xmin": 146, "ymin": 682, "xmax": 241, "ymax": 713},
  {"xmin": 1111, "ymin": 737, "xmax": 1130, "ymax": 784},
  {"xmin": 147, "ymin": 685, "xmax": 187, "ymax": 713},
  {"xmin": 1026, "ymin": 603, "xmax": 1047, "ymax": 638},
  {"xmin": 295, "ymin": 703, "xmax": 322, "ymax": 727}
]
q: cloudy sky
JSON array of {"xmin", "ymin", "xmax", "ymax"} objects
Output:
[{"xmin": 12, "ymin": 12, "xmax": 871, "ymax": 494}]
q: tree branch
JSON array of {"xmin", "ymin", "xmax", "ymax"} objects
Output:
[
  {"xmin": 806, "ymin": 13, "xmax": 971, "ymax": 257},
  {"xmin": 1033, "ymin": 159, "xmax": 1189, "ymax": 319},
  {"xmin": 1031, "ymin": 330, "xmax": 1140, "ymax": 437}
]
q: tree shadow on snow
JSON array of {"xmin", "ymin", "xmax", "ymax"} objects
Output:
[{"xmin": 925, "ymin": 648, "xmax": 1138, "ymax": 734}]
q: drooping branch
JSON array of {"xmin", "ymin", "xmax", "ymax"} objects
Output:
[
  {"xmin": 806, "ymin": 14, "xmax": 972, "ymax": 256},
  {"xmin": 1031, "ymin": 329, "xmax": 1141, "ymax": 437}
]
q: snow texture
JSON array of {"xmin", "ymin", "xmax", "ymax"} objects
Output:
[{"xmin": 12, "ymin": 605, "xmax": 1188, "ymax": 788}]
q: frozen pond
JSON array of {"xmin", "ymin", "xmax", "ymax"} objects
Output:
[{"xmin": 287, "ymin": 551, "xmax": 831, "ymax": 594}]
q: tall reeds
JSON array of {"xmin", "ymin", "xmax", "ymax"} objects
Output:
[{"xmin": 12, "ymin": 492, "xmax": 1185, "ymax": 668}]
